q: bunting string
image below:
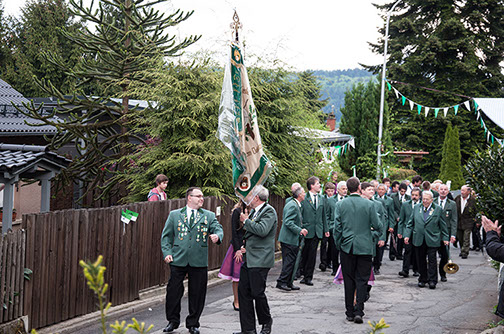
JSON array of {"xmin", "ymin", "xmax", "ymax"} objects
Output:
[
  {"xmin": 386, "ymin": 80, "xmax": 504, "ymax": 147},
  {"xmin": 319, "ymin": 137, "xmax": 355, "ymax": 163}
]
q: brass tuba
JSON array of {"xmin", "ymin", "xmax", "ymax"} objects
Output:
[{"xmin": 443, "ymin": 244, "xmax": 459, "ymax": 274}]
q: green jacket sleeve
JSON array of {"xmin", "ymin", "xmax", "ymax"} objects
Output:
[
  {"xmin": 398, "ymin": 204, "xmax": 407, "ymax": 236},
  {"xmin": 244, "ymin": 207, "xmax": 276, "ymax": 237},
  {"xmin": 283, "ymin": 205, "xmax": 303, "ymax": 236},
  {"xmin": 161, "ymin": 214, "xmax": 174, "ymax": 258},
  {"xmin": 209, "ymin": 214, "xmax": 224, "ymax": 244},
  {"xmin": 403, "ymin": 209, "xmax": 415, "ymax": 240},
  {"xmin": 440, "ymin": 209, "xmax": 449, "ymax": 242},
  {"xmin": 333, "ymin": 202, "xmax": 342, "ymax": 250}
]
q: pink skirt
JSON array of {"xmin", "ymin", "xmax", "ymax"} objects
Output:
[
  {"xmin": 218, "ymin": 245, "xmax": 243, "ymax": 282},
  {"xmin": 333, "ymin": 265, "xmax": 375, "ymax": 285}
]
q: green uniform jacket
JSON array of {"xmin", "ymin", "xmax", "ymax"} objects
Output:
[
  {"xmin": 243, "ymin": 204, "xmax": 278, "ymax": 268},
  {"xmin": 438, "ymin": 198, "xmax": 458, "ymax": 237},
  {"xmin": 391, "ymin": 192, "xmax": 411, "ymax": 217},
  {"xmin": 397, "ymin": 200, "xmax": 418, "ymax": 236},
  {"xmin": 403, "ymin": 203, "xmax": 449, "ymax": 248},
  {"xmin": 371, "ymin": 198, "xmax": 387, "ymax": 243},
  {"xmin": 161, "ymin": 207, "xmax": 224, "ymax": 267},
  {"xmin": 278, "ymin": 199, "xmax": 303, "ymax": 246},
  {"xmin": 301, "ymin": 193, "xmax": 328, "ymax": 239},
  {"xmin": 326, "ymin": 195, "xmax": 345, "ymax": 231},
  {"xmin": 375, "ymin": 195, "xmax": 396, "ymax": 229},
  {"xmin": 333, "ymin": 194, "xmax": 382, "ymax": 256}
]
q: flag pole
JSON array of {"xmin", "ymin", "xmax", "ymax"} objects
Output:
[{"xmin": 230, "ymin": 10, "xmax": 242, "ymax": 42}]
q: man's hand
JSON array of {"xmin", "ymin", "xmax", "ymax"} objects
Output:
[
  {"xmin": 325, "ymin": 231, "xmax": 330, "ymax": 237},
  {"xmin": 482, "ymin": 216, "xmax": 501, "ymax": 237},
  {"xmin": 388, "ymin": 228, "xmax": 394, "ymax": 233},
  {"xmin": 443, "ymin": 240, "xmax": 450, "ymax": 246},
  {"xmin": 378, "ymin": 240, "xmax": 385, "ymax": 247},
  {"xmin": 450, "ymin": 236, "xmax": 456, "ymax": 244},
  {"xmin": 398, "ymin": 234, "xmax": 403, "ymax": 239},
  {"xmin": 300, "ymin": 228, "xmax": 308, "ymax": 237},
  {"xmin": 234, "ymin": 250, "xmax": 243, "ymax": 263},
  {"xmin": 404, "ymin": 237, "xmax": 409, "ymax": 245},
  {"xmin": 164, "ymin": 255, "xmax": 173, "ymax": 263},
  {"xmin": 210, "ymin": 234, "xmax": 219, "ymax": 243},
  {"xmin": 240, "ymin": 209, "xmax": 249, "ymax": 223},
  {"xmin": 240, "ymin": 245, "xmax": 246, "ymax": 254}
]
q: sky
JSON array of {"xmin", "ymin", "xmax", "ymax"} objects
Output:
[{"xmin": 3, "ymin": 0, "xmax": 388, "ymax": 71}]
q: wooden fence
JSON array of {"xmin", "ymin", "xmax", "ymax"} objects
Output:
[
  {"xmin": 0, "ymin": 230, "xmax": 26, "ymax": 324},
  {"xmin": 21, "ymin": 194, "xmax": 285, "ymax": 329}
]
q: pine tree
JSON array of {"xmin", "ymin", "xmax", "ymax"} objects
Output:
[
  {"xmin": 367, "ymin": 0, "xmax": 504, "ymax": 180},
  {"xmin": 339, "ymin": 80, "xmax": 393, "ymax": 179},
  {"xmin": 438, "ymin": 123, "xmax": 464, "ymax": 189},
  {"xmin": 21, "ymin": 0, "xmax": 200, "ymax": 201}
]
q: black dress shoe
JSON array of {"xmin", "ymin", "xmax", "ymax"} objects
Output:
[
  {"xmin": 398, "ymin": 271, "xmax": 409, "ymax": 278},
  {"xmin": 188, "ymin": 327, "xmax": 200, "ymax": 334},
  {"xmin": 288, "ymin": 284, "xmax": 300, "ymax": 290},
  {"xmin": 276, "ymin": 283, "xmax": 291, "ymax": 291},
  {"xmin": 319, "ymin": 263, "xmax": 326, "ymax": 272},
  {"xmin": 300, "ymin": 278, "xmax": 313, "ymax": 286},
  {"xmin": 461, "ymin": 254, "xmax": 468, "ymax": 259},
  {"xmin": 397, "ymin": 255, "xmax": 404, "ymax": 260},
  {"xmin": 418, "ymin": 282, "xmax": 426, "ymax": 288},
  {"xmin": 163, "ymin": 322, "xmax": 179, "ymax": 333},
  {"xmin": 354, "ymin": 315, "xmax": 363, "ymax": 324},
  {"xmin": 260, "ymin": 318, "xmax": 272, "ymax": 334},
  {"xmin": 374, "ymin": 268, "xmax": 381, "ymax": 275},
  {"xmin": 440, "ymin": 276, "xmax": 447, "ymax": 282},
  {"xmin": 346, "ymin": 316, "xmax": 354, "ymax": 321},
  {"xmin": 389, "ymin": 256, "xmax": 396, "ymax": 261},
  {"xmin": 429, "ymin": 282, "xmax": 436, "ymax": 289},
  {"xmin": 413, "ymin": 271, "xmax": 420, "ymax": 277}
]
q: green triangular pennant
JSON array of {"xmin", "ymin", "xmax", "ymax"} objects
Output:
[
  {"xmin": 492, "ymin": 135, "xmax": 495, "ymax": 144},
  {"xmin": 417, "ymin": 104, "xmax": 422, "ymax": 114},
  {"xmin": 121, "ymin": 211, "xmax": 133, "ymax": 224},
  {"xmin": 434, "ymin": 108, "xmax": 439, "ymax": 118},
  {"xmin": 401, "ymin": 96, "xmax": 406, "ymax": 105},
  {"xmin": 454, "ymin": 105, "xmax": 459, "ymax": 115},
  {"xmin": 387, "ymin": 82, "xmax": 392, "ymax": 91},
  {"xmin": 474, "ymin": 100, "xmax": 479, "ymax": 110}
]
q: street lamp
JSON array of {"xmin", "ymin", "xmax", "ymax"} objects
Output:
[{"xmin": 376, "ymin": 0, "xmax": 402, "ymax": 180}]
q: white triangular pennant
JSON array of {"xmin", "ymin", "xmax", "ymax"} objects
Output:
[
  {"xmin": 477, "ymin": 111, "xmax": 481, "ymax": 120},
  {"xmin": 425, "ymin": 107, "xmax": 430, "ymax": 117},
  {"xmin": 409, "ymin": 100, "xmax": 414, "ymax": 110},
  {"xmin": 348, "ymin": 137, "xmax": 355, "ymax": 149},
  {"xmin": 464, "ymin": 101, "xmax": 471, "ymax": 111},
  {"xmin": 443, "ymin": 107, "xmax": 449, "ymax": 117},
  {"xmin": 487, "ymin": 130, "xmax": 491, "ymax": 141},
  {"xmin": 393, "ymin": 88, "xmax": 399, "ymax": 99}
]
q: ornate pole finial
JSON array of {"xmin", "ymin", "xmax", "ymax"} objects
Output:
[{"xmin": 230, "ymin": 10, "xmax": 242, "ymax": 42}]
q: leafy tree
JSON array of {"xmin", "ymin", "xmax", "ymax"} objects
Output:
[
  {"xmin": 339, "ymin": 80, "xmax": 393, "ymax": 179},
  {"xmin": 367, "ymin": 0, "xmax": 504, "ymax": 180},
  {"xmin": 466, "ymin": 145, "xmax": 504, "ymax": 223},
  {"xmin": 438, "ymin": 123, "xmax": 464, "ymax": 189},
  {"xmin": 21, "ymin": 0, "xmax": 199, "ymax": 202},
  {"xmin": 1, "ymin": 0, "xmax": 83, "ymax": 97}
]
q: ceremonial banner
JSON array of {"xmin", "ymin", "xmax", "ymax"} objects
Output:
[{"xmin": 217, "ymin": 42, "xmax": 272, "ymax": 204}]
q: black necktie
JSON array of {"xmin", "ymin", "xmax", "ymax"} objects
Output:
[
  {"xmin": 190, "ymin": 210, "xmax": 195, "ymax": 226},
  {"xmin": 314, "ymin": 195, "xmax": 317, "ymax": 208}
]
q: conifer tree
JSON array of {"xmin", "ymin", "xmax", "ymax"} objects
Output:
[
  {"xmin": 21, "ymin": 0, "xmax": 199, "ymax": 201},
  {"xmin": 367, "ymin": 0, "xmax": 504, "ymax": 179},
  {"xmin": 438, "ymin": 123, "xmax": 464, "ymax": 189}
]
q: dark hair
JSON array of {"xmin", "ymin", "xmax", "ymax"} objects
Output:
[
  {"xmin": 347, "ymin": 177, "xmax": 360, "ymax": 193},
  {"xmin": 382, "ymin": 177, "xmax": 391, "ymax": 183},
  {"xmin": 398, "ymin": 182, "xmax": 408, "ymax": 191},
  {"xmin": 391, "ymin": 181, "xmax": 400, "ymax": 188},
  {"xmin": 412, "ymin": 175, "xmax": 423, "ymax": 184},
  {"xmin": 325, "ymin": 182, "xmax": 335, "ymax": 190},
  {"xmin": 185, "ymin": 187, "xmax": 202, "ymax": 199},
  {"xmin": 155, "ymin": 174, "xmax": 168, "ymax": 186},
  {"xmin": 361, "ymin": 182, "xmax": 373, "ymax": 191},
  {"xmin": 307, "ymin": 176, "xmax": 319, "ymax": 191},
  {"xmin": 411, "ymin": 187, "xmax": 421, "ymax": 196},
  {"xmin": 422, "ymin": 181, "xmax": 431, "ymax": 190}
]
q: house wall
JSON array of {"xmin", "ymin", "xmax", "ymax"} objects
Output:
[{"xmin": 14, "ymin": 181, "xmax": 41, "ymax": 217}]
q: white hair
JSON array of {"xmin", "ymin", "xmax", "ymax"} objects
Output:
[
  {"xmin": 256, "ymin": 185, "xmax": 269, "ymax": 201},
  {"xmin": 337, "ymin": 181, "xmax": 347, "ymax": 190},
  {"xmin": 422, "ymin": 190, "xmax": 433, "ymax": 199}
]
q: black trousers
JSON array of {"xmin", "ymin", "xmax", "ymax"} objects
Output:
[
  {"xmin": 415, "ymin": 242, "xmax": 439, "ymax": 284},
  {"xmin": 472, "ymin": 224, "xmax": 482, "ymax": 249},
  {"xmin": 238, "ymin": 264, "xmax": 272, "ymax": 332},
  {"xmin": 300, "ymin": 237, "xmax": 319, "ymax": 280},
  {"xmin": 165, "ymin": 265, "xmax": 208, "ymax": 328},
  {"xmin": 373, "ymin": 244, "xmax": 384, "ymax": 270},
  {"xmin": 389, "ymin": 229, "xmax": 403, "ymax": 259},
  {"xmin": 340, "ymin": 251, "xmax": 373, "ymax": 317},
  {"xmin": 320, "ymin": 233, "xmax": 339, "ymax": 269},
  {"xmin": 402, "ymin": 241, "xmax": 418, "ymax": 273},
  {"xmin": 277, "ymin": 242, "xmax": 298, "ymax": 285},
  {"xmin": 438, "ymin": 243, "xmax": 449, "ymax": 278}
]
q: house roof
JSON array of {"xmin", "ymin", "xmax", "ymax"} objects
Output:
[
  {"xmin": 0, "ymin": 79, "xmax": 30, "ymax": 105},
  {"xmin": 0, "ymin": 144, "xmax": 70, "ymax": 176},
  {"xmin": 294, "ymin": 127, "xmax": 352, "ymax": 144}
]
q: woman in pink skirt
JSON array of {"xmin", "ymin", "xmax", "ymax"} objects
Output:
[{"xmin": 218, "ymin": 201, "xmax": 246, "ymax": 311}]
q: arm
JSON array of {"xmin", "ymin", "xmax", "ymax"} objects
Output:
[
  {"xmin": 209, "ymin": 213, "xmax": 224, "ymax": 244},
  {"xmin": 403, "ymin": 209, "xmax": 415, "ymax": 243},
  {"xmin": 231, "ymin": 209, "xmax": 242, "ymax": 251},
  {"xmin": 160, "ymin": 214, "xmax": 174, "ymax": 259},
  {"xmin": 244, "ymin": 207, "xmax": 276, "ymax": 237},
  {"xmin": 388, "ymin": 201, "xmax": 397, "ymax": 230},
  {"xmin": 450, "ymin": 203, "xmax": 458, "ymax": 240},
  {"xmin": 333, "ymin": 202, "xmax": 342, "ymax": 250},
  {"xmin": 486, "ymin": 231, "xmax": 504, "ymax": 262},
  {"xmin": 283, "ymin": 206, "xmax": 303, "ymax": 236},
  {"xmin": 397, "ymin": 204, "xmax": 406, "ymax": 237},
  {"xmin": 439, "ymin": 209, "xmax": 449, "ymax": 243},
  {"xmin": 322, "ymin": 201, "xmax": 329, "ymax": 236}
]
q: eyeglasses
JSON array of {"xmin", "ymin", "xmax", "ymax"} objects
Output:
[{"xmin": 189, "ymin": 194, "xmax": 204, "ymax": 198}]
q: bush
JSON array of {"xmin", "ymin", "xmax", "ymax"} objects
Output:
[{"xmin": 387, "ymin": 168, "xmax": 417, "ymax": 182}]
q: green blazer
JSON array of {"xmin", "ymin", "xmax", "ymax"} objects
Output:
[
  {"xmin": 301, "ymin": 193, "xmax": 328, "ymax": 239},
  {"xmin": 243, "ymin": 204, "xmax": 278, "ymax": 268},
  {"xmin": 437, "ymin": 198, "xmax": 458, "ymax": 237},
  {"xmin": 325, "ymin": 195, "xmax": 339, "ymax": 231},
  {"xmin": 397, "ymin": 200, "xmax": 418, "ymax": 236},
  {"xmin": 391, "ymin": 192, "xmax": 411, "ymax": 216},
  {"xmin": 333, "ymin": 194, "xmax": 382, "ymax": 256},
  {"xmin": 161, "ymin": 207, "xmax": 224, "ymax": 267},
  {"xmin": 375, "ymin": 195, "xmax": 396, "ymax": 229},
  {"xmin": 371, "ymin": 198, "xmax": 387, "ymax": 243},
  {"xmin": 403, "ymin": 203, "xmax": 449, "ymax": 248},
  {"xmin": 278, "ymin": 199, "xmax": 303, "ymax": 246}
]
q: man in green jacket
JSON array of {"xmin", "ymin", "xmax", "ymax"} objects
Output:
[
  {"xmin": 299, "ymin": 176, "xmax": 329, "ymax": 286},
  {"xmin": 334, "ymin": 177, "xmax": 382, "ymax": 324},
  {"xmin": 374, "ymin": 184, "xmax": 396, "ymax": 272},
  {"xmin": 404, "ymin": 191, "xmax": 449, "ymax": 289},
  {"xmin": 437, "ymin": 184, "xmax": 458, "ymax": 282},
  {"xmin": 234, "ymin": 185, "xmax": 277, "ymax": 334},
  {"xmin": 397, "ymin": 187, "xmax": 421, "ymax": 277},
  {"xmin": 161, "ymin": 187, "xmax": 223, "ymax": 334},
  {"xmin": 276, "ymin": 186, "xmax": 308, "ymax": 291}
]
